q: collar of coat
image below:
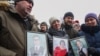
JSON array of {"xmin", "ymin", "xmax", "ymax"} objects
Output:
[
  {"xmin": 0, "ymin": 1, "xmax": 10, "ymax": 11},
  {"xmin": 81, "ymin": 24, "xmax": 100, "ymax": 36},
  {"xmin": 7, "ymin": 6, "xmax": 39, "ymax": 25},
  {"xmin": 9, "ymin": 6, "xmax": 33, "ymax": 21}
]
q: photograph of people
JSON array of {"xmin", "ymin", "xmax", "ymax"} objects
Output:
[
  {"xmin": 53, "ymin": 37, "xmax": 68, "ymax": 56},
  {"xmin": 28, "ymin": 35, "xmax": 47, "ymax": 56},
  {"xmin": 76, "ymin": 39, "xmax": 88, "ymax": 56}
]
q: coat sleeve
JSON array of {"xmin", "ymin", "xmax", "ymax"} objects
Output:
[
  {"xmin": 0, "ymin": 17, "xmax": 1, "ymax": 31},
  {"xmin": 0, "ymin": 14, "xmax": 16, "ymax": 56},
  {"xmin": 96, "ymin": 48, "xmax": 100, "ymax": 53},
  {"xmin": 0, "ymin": 46, "xmax": 16, "ymax": 56},
  {"xmin": 46, "ymin": 33, "xmax": 53, "ymax": 55}
]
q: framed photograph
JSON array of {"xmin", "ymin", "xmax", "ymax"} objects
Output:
[
  {"xmin": 53, "ymin": 36, "xmax": 69, "ymax": 56},
  {"xmin": 27, "ymin": 31, "xmax": 48, "ymax": 56},
  {"xmin": 70, "ymin": 36, "xmax": 88, "ymax": 56}
]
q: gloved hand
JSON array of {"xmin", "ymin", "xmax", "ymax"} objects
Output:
[
  {"xmin": 87, "ymin": 47, "xmax": 100, "ymax": 56},
  {"xmin": 88, "ymin": 47, "xmax": 96, "ymax": 54},
  {"xmin": 88, "ymin": 47, "xmax": 100, "ymax": 56}
]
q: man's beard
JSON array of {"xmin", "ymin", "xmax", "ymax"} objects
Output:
[{"xmin": 65, "ymin": 22, "xmax": 72, "ymax": 26}]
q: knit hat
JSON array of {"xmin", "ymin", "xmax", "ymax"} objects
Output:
[
  {"xmin": 14, "ymin": 0, "xmax": 33, "ymax": 6},
  {"xmin": 40, "ymin": 22, "xmax": 48, "ymax": 30},
  {"xmin": 49, "ymin": 17, "xmax": 59, "ymax": 25},
  {"xmin": 40, "ymin": 22, "xmax": 47, "ymax": 26},
  {"xmin": 63, "ymin": 12, "xmax": 74, "ymax": 19},
  {"xmin": 85, "ymin": 13, "xmax": 98, "ymax": 22}
]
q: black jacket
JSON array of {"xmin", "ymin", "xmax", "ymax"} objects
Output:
[{"xmin": 47, "ymin": 27, "xmax": 66, "ymax": 55}]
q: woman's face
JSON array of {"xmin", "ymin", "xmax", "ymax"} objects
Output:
[
  {"xmin": 60, "ymin": 41, "xmax": 65, "ymax": 47},
  {"xmin": 85, "ymin": 17, "xmax": 97, "ymax": 26},
  {"xmin": 52, "ymin": 20, "xmax": 61, "ymax": 30}
]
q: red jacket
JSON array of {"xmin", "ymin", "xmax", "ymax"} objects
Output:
[{"xmin": 54, "ymin": 46, "xmax": 68, "ymax": 56}]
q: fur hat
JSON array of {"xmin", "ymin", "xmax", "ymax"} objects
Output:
[
  {"xmin": 14, "ymin": 0, "xmax": 33, "ymax": 6},
  {"xmin": 63, "ymin": 12, "xmax": 74, "ymax": 19},
  {"xmin": 49, "ymin": 17, "xmax": 59, "ymax": 25},
  {"xmin": 85, "ymin": 13, "xmax": 97, "ymax": 22}
]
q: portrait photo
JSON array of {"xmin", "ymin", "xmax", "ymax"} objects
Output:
[
  {"xmin": 27, "ymin": 32, "xmax": 48, "ymax": 56},
  {"xmin": 53, "ymin": 36, "xmax": 68, "ymax": 56},
  {"xmin": 70, "ymin": 36, "xmax": 88, "ymax": 56}
]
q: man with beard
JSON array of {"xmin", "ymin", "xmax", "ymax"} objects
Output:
[
  {"xmin": 62, "ymin": 12, "xmax": 79, "ymax": 56},
  {"xmin": 62, "ymin": 12, "xmax": 78, "ymax": 39}
]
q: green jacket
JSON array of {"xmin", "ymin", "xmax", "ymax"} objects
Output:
[
  {"xmin": 61, "ymin": 23, "xmax": 78, "ymax": 39},
  {"xmin": 0, "ymin": 5, "xmax": 39, "ymax": 56}
]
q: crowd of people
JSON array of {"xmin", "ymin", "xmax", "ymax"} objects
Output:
[{"xmin": 0, "ymin": 0, "xmax": 100, "ymax": 56}]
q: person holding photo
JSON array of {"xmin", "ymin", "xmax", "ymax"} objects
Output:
[
  {"xmin": 79, "ymin": 13, "xmax": 100, "ymax": 56},
  {"xmin": 76, "ymin": 40, "xmax": 88, "ymax": 56},
  {"xmin": 62, "ymin": 12, "xmax": 78, "ymax": 39},
  {"xmin": 54, "ymin": 40, "xmax": 68, "ymax": 56},
  {"xmin": 47, "ymin": 17, "xmax": 67, "ymax": 56},
  {"xmin": 61, "ymin": 12, "xmax": 79, "ymax": 56},
  {"xmin": 0, "ymin": 0, "xmax": 39, "ymax": 56}
]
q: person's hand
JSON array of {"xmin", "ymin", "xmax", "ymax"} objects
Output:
[
  {"xmin": 88, "ymin": 47, "xmax": 100, "ymax": 56},
  {"xmin": 88, "ymin": 47, "xmax": 96, "ymax": 54},
  {"xmin": 16, "ymin": 54, "xmax": 18, "ymax": 56}
]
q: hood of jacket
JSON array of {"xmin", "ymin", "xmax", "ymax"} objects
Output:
[{"xmin": 0, "ymin": 1, "xmax": 10, "ymax": 11}]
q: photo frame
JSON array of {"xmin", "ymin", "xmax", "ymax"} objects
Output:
[
  {"xmin": 70, "ymin": 36, "xmax": 88, "ymax": 56},
  {"xmin": 53, "ymin": 36, "xmax": 69, "ymax": 56},
  {"xmin": 26, "ymin": 31, "xmax": 48, "ymax": 56}
]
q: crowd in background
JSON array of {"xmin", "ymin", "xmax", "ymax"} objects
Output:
[
  {"xmin": 0, "ymin": 0, "xmax": 100, "ymax": 56},
  {"xmin": 39, "ymin": 11, "xmax": 100, "ymax": 56}
]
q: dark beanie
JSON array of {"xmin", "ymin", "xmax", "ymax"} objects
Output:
[
  {"xmin": 14, "ymin": 0, "xmax": 33, "ymax": 6},
  {"xmin": 40, "ymin": 22, "xmax": 48, "ymax": 30},
  {"xmin": 63, "ymin": 12, "xmax": 74, "ymax": 19},
  {"xmin": 40, "ymin": 22, "xmax": 47, "ymax": 26},
  {"xmin": 85, "ymin": 13, "xmax": 97, "ymax": 22}
]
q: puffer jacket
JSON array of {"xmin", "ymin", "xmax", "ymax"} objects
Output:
[
  {"xmin": 78, "ymin": 24, "xmax": 100, "ymax": 56},
  {"xmin": 0, "ymin": 4, "xmax": 39, "ymax": 56}
]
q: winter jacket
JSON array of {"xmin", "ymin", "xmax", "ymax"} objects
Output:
[
  {"xmin": 61, "ymin": 23, "xmax": 79, "ymax": 56},
  {"xmin": 61, "ymin": 23, "xmax": 78, "ymax": 39},
  {"xmin": 48, "ymin": 27, "xmax": 66, "ymax": 37},
  {"xmin": 78, "ymin": 24, "xmax": 100, "ymax": 56},
  {"xmin": 39, "ymin": 30, "xmax": 47, "ymax": 33},
  {"xmin": 0, "ymin": 5, "xmax": 39, "ymax": 56},
  {"xmin": 47, "ymin": 27, "xmax": 67, "ymax": 55}
]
